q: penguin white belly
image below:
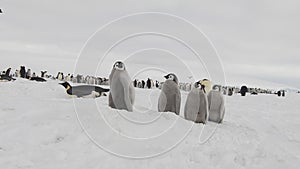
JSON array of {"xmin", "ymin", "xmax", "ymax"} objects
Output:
[
  {"xmin": 184, "ymin": 89, "xmax": 201, "ymax": 121},
  {"xmin": 208, "ymin": 91, "xmax": 225, "ymax": 123},
  {"xmin": 158, "ymin": 80, "xmax": 181, "ymax": 114},
  {"xmin": 82, "ymin": 91, "xmax": 100, "ymax": 98},
  {"xmin": 184, "ymin": 89, "xmax": 208, "ymax": 123},
  {"xmin": 110, "ymin": 78, "xmax": 127, "ymax": 108}
]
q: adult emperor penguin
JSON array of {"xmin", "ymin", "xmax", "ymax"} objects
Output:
[
  {"xmin": 20, "ymin": 66, "xmax": 26, "ymax": 78},
  {"xmin": 108, "ymin": 61, "xmax": 135, "ymax": 112},
  {"xmin": 60, "ymin": 81, "xmax": 109, "ymax": 98},
  {"xmin": 184, "ymin": 81, "xmax": 208, "ymax": 124},
  {"xmin": 29, "ymin": 77, "xmax": 47, "ymax": 82},
  {"xmin": 158, "ymin": 73, "xmax": 181, "ymax": 115},
  {"xmin": 26, "ymin": 69, "xmax": 32, "ymax": 79},
  {"xmin": 207, "ymin": 85, "xmax": 225, "ymax": 123},
  {"xmin": 199, "ymin": 79, "xmax": 212, "ymax": 94}
]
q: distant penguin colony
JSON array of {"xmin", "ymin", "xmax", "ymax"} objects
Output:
[
  {"xmin": 3, "ymin": 61, "xmax": 291, "ymax": 125},
  {"xmin": 184, "ymin": 81, "xmax": 208, "ymax": 124},
  {"xmin": 108, "ymin": 61, "xmax": 135, "ymax": 112},
  {"xmin": 158, "ymin": 73, "xmax": 181, "ymax": 115}
]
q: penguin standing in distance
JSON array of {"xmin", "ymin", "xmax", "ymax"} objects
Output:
[
  {"xmin": 108, "ymin": 61, "xmax": 135, "ymax": 111},
  {"xmin": 133, "ymin": 79, "xmax": 137, "ymax": 87},
  {"xmin": 240, "ymin": 85, "xmax": 248, "ymax": 96},
  {"xmin": 20, "ymin": 66, "xmax": 26, "ymax": 78},
  {"xmin": 15, "ymin": 70, "xmax": 20, "ymax": 77},
  {"xmin": 141, "ymin": 80, "xmax": 145, "ymax": 88},
  {"xmin": 59, "ymin": 81, "xmax": 109, "ymax": 98},
  {"xmin": 207, "ymin": 85, "xmax": 225, "ymax": 123},
  {"xmin": 0, "ymin": 68, "xmax": 16, "ymax": 81},
  {"xmin": 41, "ymin": 71, "xmax": 47, "ymax": 78},
  {"xmin": 155, "ymin": 80, "xmax": 159, "ymax": 88},
  {"xmin": 146, "ymin": 78, "xmax": 151, "ymax": 89},
  {"xmin": 57, "ymin": 72, "xmax": 64, "ymax": 81},
  {"xmin": 5, "ymin": 68, "xmax": 11, "ymax": 77},
  {"xmin": 158, "ymin": 73, "xmax": 181, "ymax": 115},
  {"xmin": 184, "ymin": 81, "xmax": 208, "ymax": 124},
  {"xmin": 26, "ymin": 69, "xmax": 32, "ymax": 79}
]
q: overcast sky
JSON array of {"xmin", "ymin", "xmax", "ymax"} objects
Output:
[{"xmin": 1, "ymin": 0, "xmax": 299, "ymax": 89}]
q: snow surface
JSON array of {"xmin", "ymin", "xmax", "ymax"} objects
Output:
[{"xmin": 0, "ymin": 78, "xmax": 299, "ymax": 169}]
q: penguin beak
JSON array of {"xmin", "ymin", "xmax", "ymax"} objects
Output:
[{"xmin": 164, "ymin": 75, "xmax": 169, "ymax": 79}]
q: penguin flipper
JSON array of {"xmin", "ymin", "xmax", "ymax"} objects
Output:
[
  {"xmin": 108, "ymin": 92, "xmax": 116, "ymax": 108},
  {"xmin": 96, "ymin": 86, "xmax": 110, "ymax": 93},
  {"xmin": 175, "ymin": 90, "xmax": 181, "ymax": 115},
  {"xmin": 120, "ymin": 76, "xmax": 133, "ymax": 111}
]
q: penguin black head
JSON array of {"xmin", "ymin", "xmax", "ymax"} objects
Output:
[
  {"xmin": 194, "ymin": 81, "xmax": 201, "ymax": 88},
  {"xmin": 113, "ymin": 61, "xmax": 125, "ymax": 70},
  {"xmin": 212, "ymin": 85, "xmax": 221, "ymax": 92},
  {"xmin": 164, "ymin": 73, "xmax": 178, "ymax": 84},
  {"xmin": 59, "ymin": 82, "xmax": 71, "ymax": 89}
]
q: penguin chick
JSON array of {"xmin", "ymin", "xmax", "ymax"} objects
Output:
[
  {"xmin": 208, "ymin": 85, "xmax": 225, "ymax": 123},
  {"xmin": 158, "ymin": 73, "xmax": 181, "ymax": 115},
  {"xmin": 109, "ymin": 61, "xmax": 135, "ymax": 111},
  {"xmin": 184, "ymin": 81, "xmax": 208, "ymax": 124}
]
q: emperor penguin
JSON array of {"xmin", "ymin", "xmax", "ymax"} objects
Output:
[
  {"xmin": 65, "ymin": 74, "xmax": 71, "ymax": 81},
  {"xmin": 108, "ymin": 61, "xmax": 135, "ymax": 112},
  {"xmin": 20, "ymin": 66, "xmax": 26, "ymax": 78},
  {"xmin": 29, "ymin": 76, "xmax": 47, "ymax": 82},
  {"xmin": 57, "ymin": 72, "xmax": 64, "ymax": 81},
  {"xmin": 184, "ymin": 81, "xmax": 208, "ymax": 124},
  {"xmin": 0, "ymin": 75, "xmax": 16, "ymax": 81},
  {"xmin": 158, "ymin": 73, "xmax": 181, "ymax": 115},
  {"xmin": 59, "ymin": 81, "xmax": 109, "ymax": 98},
  {"xmin": 146, "ymin": 78, "xmax": 151, "ymax": 89},
  {"xmin": 26, "ymin": 69, "xmax": 32, "ymax": 79},
  {"xmin": 207, "ymin": 85, "xmax": 225, "ymax": 123},
  {"xmin": 41, "ymin": 71, "xmax": 47, "ymax": 78},
  {"xmin": 199, "ymin": 79, "xmax": 212, "ymax": 94},
  {"xmin": 5, "ymin": 68, "xmax": 11, "ymax": 77},
  {"xmin": 15, "ymin": 70, "xmax": 20, "ymax": 77}
]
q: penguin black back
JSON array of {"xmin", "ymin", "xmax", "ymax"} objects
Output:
[
  {"xmin": 20, "ymin": 66, "xmax": 26, "ymax": 78},
  {"xmin": 30, "ymin": 77, "xmax": 47, "ymax": 82},
  {"xmin": 59, "ymin": 82, "xmax": 110, "ymax": 97}
]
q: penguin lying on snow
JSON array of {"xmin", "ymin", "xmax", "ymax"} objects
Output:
[
  {"xmin": 29, "ymin": 77, "xmax": 47, "ymax": 82},
  {"xmin": 59, "ymin": 81, "xmax": 109, "ymax": 98},
  {"xmin": 0, "ymin": 75, "xmax": 16, "ymax": 82},
  {"xmin": 0, "ymin": 68, "xmax": 16, "ymax": 82}
]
